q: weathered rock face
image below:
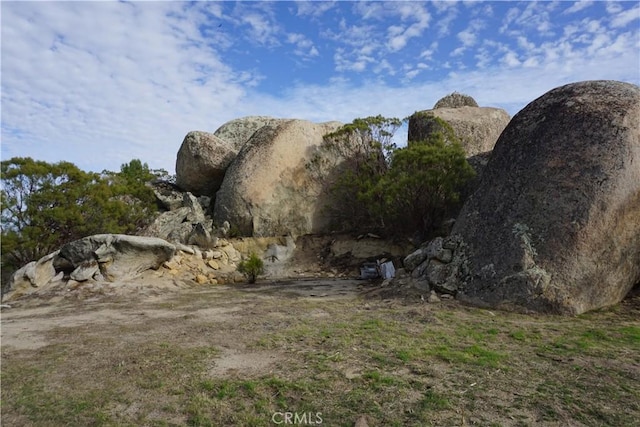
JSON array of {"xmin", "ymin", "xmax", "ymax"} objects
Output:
[
  {"xmin": 143, "ymin": 192, "xmax": 213, "ymax": 245},
  {"xmin": 4, "ymin": 235, "xmax": 177, "ymax": 300},
  {"xmin": 433, "ymin": 92, "xmax": 479, "ymax": 109},
  {"xmin": 213, "ymin": 116, "xmax": 285, "ymax": 152},
  {"xmin": 451, "ymin": 80, "xmax": 640, "ymax": 314},
  {"xmin": 151, "ymin": 180, "xmax": 185, "ymax": 211},
  {"xmin": 56, "ymin": 234, "xmax": 176, "ymax": 281},
  {"xmin": 214, "ymin": 119, "xmax": 342, "ymax": 236},
  {"xmin": 408, "ymin": 107, "xmax": 510, "ymax": 157},
  {"xmin": 175, "ymin": 131, "xmax": 237, "ymax": 196}
]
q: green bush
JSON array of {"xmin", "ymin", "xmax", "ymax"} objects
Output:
[
  {"xmin": 308, "ymin": 115, "xmax": 475, "ymax": 238},
  {"xmin": 237, "ymin": 253, "xmax": 265, "ymax": 284},
  {"xmin": 306, "ymin": 116, "xmax": 401, "ymax": 232},
  {"xmin": 376, "ymin": 139, "xmax": 475, "ymax": 236}
]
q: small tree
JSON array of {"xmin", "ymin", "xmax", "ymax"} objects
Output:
[
  {"xmin": 377, "ymin": 139, "xmax": 475, "ymax": 237},
  {"xmin": 306, "ymin": 115, "xmax": 401, "ymax": 232},
  {"xmin": 237, "ymin": 253, "xmax": 265, "ymax": 284}
]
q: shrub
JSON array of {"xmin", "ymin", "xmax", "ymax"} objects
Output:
[
  {"xmin": 306, "ymin": 116, "xmax": 401, "ymax": 232},
  {"xmin": 376, "ymin": 139, "xmax": 476, "ymax": 237},
  {"xmin": 237, "ymin": 253, "xmax": 265, "ymax": 284}
]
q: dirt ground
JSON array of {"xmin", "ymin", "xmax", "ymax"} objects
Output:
[
  {"xmin": 2, "ymin": 277, "xmax": 639, "ymax": 426},
  {"xmin": 1, "ymin": 278, "xmax": 365, "ymax": 353}
]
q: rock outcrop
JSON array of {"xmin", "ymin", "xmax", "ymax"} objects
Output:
[
  {"xmin": 5, "ymin": 234, "xmax": 177, "ymax": 300},
  {"xmin": 213, "ymin": 116, "xmax": 284, "ymax": 151},
  {"xmin": 56, "ymin": 234, "xmax": 176, "ymax": 280},
  {"xmin": 436, "ymin": 80, "xmax": 640, "ymax": 314},
  {"xmin": 433, "ymin": 92, "xmax": 479, "ymax": 109},
  {"xmin": 408, "ymin": 94, "xmax": 510, "ymax": 157},
  {"xmin": 213, "ymin": 119, "xmax": 342, "ymax": 236},
  {"xmin": 175, "ymin": 131, "xmax": 237, "ymax": 197},
  {"xmin": 143, "ymin": 192, "xmax": 213, "ymax": 245},
  {"xmin": 176, "ymin": 117, "xmax": 287, "ymax": 197}
]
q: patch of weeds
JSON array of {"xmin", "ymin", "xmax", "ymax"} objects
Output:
[
  {"xmin": 510, "ymin": 330, "xmax": 526, "ymax": 341},
  {"xmin": 371, "ymin": 351, "xmax": 394, "ymax": 366},
  {"xmin": 417, "ymin": 388, "xmax": 450, "ymax": 411},
  {"xmin": 362, "ymin": 370, "xmax": 401, "ymax": 390},
  {"xmin": 396, "ymin": 349, "xmax": 413, "ymax": 362},
  {"xmin": 426, "ymin": 344, "xmax": 506, "ymax": 368},
  {"xmin": 617, "ymin": 325, "xmax": 640, "ymax": 344},
  {"xmin": 1, "ymin": 365, "xmax": 114, "ymax": 425}
]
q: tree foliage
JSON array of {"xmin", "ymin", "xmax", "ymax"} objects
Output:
[
  {"xmin": 1, "ymin": 157, "xmax": 159, "ymax": 283},
  {"xmin": 377, "ymin": 140, "xmax": 475, "ymax": 235},
  {"xmin": 309, "ymin": 115, "xmax": 475, "ymax": 238},
  {"xmin": 307, "ymin": 116, "xmax": 401, "ymax": 231}
]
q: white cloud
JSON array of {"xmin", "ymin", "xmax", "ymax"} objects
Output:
[
  {"xmin": 374, "ymin": 59, "xmax": 395, "ymax": 76},
  {"xmin": 436, "ymin": 7, "xmax": 459, "ymax": 37},
  {"xmin": 610, "ymin": 4, "xmax": 640, "ymax": 28},
  {"xmin": 475, "ymin": 48, "xmax": 492, "ymax": 69},
  {"xmin": 240, "ymin": 13, "xmax": 280, "ymax": 46},
  {"xmin": 1, "ymin": 2, "xmax": 249, "ymax": 173},
  {"xmin": 501, "ymin": 51, "xmax": 521, "ymax": 67},
  {"xmin": 500, "ymin": 2, "xmax": 557, "ymax": 37},
  {"xmin": 564, "ymin": 1, "xmax": 594, "ymax": 15},
  {"xmin": 295, "ymin": 1, "xmax": 336, "ymax": 18},
  {"xmin": 333, "ymin": 48, "xmax": 374, "ymax": 73},
  {"xmin": 353, "ymin": 1, "xmax": 389, "ymax": 20},
  {"xmin": 458, "ymin": 29, "xmax": 477, "ymax": 46},
  {"xmin": 453, "ymin": 19, "xmax": 485, "ymax": 56},
  {"xmin": 287, "ymin": 32, "xmax": 319, "ymax": 59},
  {"xmin": 606, "ymin": 2, "xmax": 624, "ymax": 14},
  {"xmin": 419, "ymin": 42, "xmax": 438, "ymax": 61},
  {"xmin": 2, "ymin": 0, "xmax": 639, "ymax": 177},
  {"xmin": 384, "ymin": 3, "xmax": 431, "ymax": 52},
  {"xmin": 517, "ymin": 36, "xmax": 536, "ymax": 51}
]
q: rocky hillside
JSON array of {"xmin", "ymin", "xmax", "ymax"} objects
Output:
[{"xmin": 4, "ymin": 81, "xmax": 639, "ymax": 315}]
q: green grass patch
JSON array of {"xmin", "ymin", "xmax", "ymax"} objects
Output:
[{"xmin": 2, "ymin": 286, "xmax": 639, "ymax": 426}]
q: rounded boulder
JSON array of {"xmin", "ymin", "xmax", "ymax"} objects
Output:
[
  {"xmin": 175, "ymin": 131, "xmax": 237, "ymax": 197},
  {"xmin": 453, "ymin": 80, "xmax": 640, "ymax": 314},
  {"xmin": 213, "ymin": 119, "xmax": 342, "ymax": 236}
]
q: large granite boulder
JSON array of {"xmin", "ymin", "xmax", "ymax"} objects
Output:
[
  {"xmin": 176, "ymin": 118, "xmax": 287, "ymax": 197},
  {"xmin": 213, "ymin": 116, "xmax": 285, "ymax": 151},
  {"xmin": 450, "ymin": 80, "xmax": 640, "ymax": 314},
  {"xmin": 214, "ymin": 119, "xmax": 342, "ymax": 236},
  {"xmin": 175, "ymin": 131, "xmax": 237, "ymax": 197},
  {"xmin": 408, "ymin": 94, "xmax": 510, "ymax": 156}
]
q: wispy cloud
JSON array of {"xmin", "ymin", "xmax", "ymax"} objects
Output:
[
  {"xmin": 610, "ymin": 4, "xmax": 640, "ymax": 28},
  {"xmin": 287, "ymin": 33, "xmax": 319, "ymax": 59},
  {"xmin": 2, "ymin": 1, "xmax": 638, "ymax": 175},
  {"xmin": 295, "ymin": 0, "xmax": 336, "ymax": 18},
  {"xmin": 2, "ymin": 2, "xmax": 248, "ymax": 172},
  {"xmin": 564, "ymin": 1, "xmax": 595, "ymax": 15},
  {"xmin": 385, "ymin": 3, "xmax": 431, "ymax": 52}
]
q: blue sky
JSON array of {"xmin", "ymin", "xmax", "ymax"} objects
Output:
[{"xmin": 2, "ymin": 1, "xmax": 639, "ymax": 174}]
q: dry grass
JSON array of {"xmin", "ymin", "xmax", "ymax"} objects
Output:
[{"xmin": 2, "ymin": 280, "xmax": 639, "ymax": 426}]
